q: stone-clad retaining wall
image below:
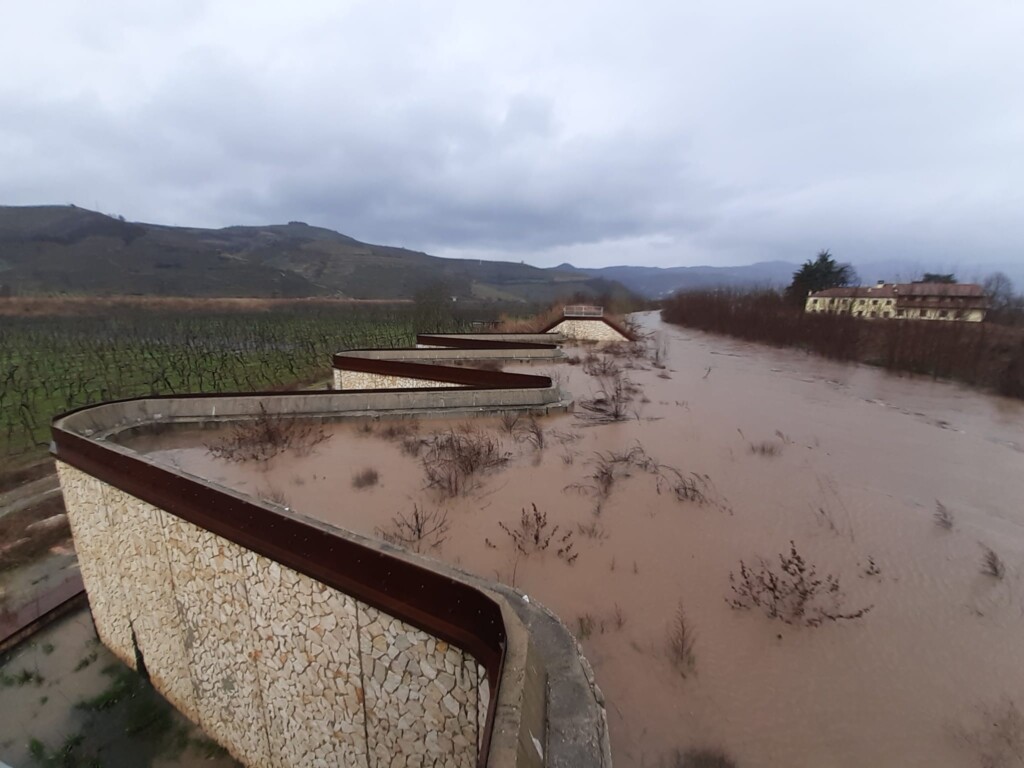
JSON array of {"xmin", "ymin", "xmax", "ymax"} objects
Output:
[
  {"xmin": 332, "ymin": 334, "xmax": 563, "ymax": 392},
  {"xmin": 419, "ymin": 334, "xmax": 563, "ymax": 346},
  {"xmin": 544, "ymin": 319, "xmax": 631, "ymax": 342},
  {"xmin": 52, "ymin": 333, "xmax": 611, "ymax": 767},
  {"xmin": 58, "ymin": 461, "xmax": 487, "ymax": 768},
  {"xmin": 334, "ymin": 369, "xmax": 469, "ymax": 391}
]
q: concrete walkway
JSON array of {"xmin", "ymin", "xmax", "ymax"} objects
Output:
[
  {"xmin": 0, "ymin": 474, "xmax": 61, "ymax": 521},
  {"xmin": 0, "ymin": 471, "xmax": 86, "ymax": 650}
]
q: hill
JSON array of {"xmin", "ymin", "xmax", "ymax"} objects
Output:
[{"xmin": 0, "ymin": 205, "xmax": 634, "ymax": 303}]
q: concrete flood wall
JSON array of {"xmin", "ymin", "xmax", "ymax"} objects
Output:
[
  {"xmin": 51, "ymin": 381, "xmax": 609, "ymax": 768},
  {"xmin": 540, "ymin": 318, "xmax": 635, "ymax": 343},
  {"xmin": 335, "ymin": 369, "xmax": 468, "ymax": 390},
  {"xmin": 332, "ymin": 333, "xmax": 564, "ymax": 392},
  {"xmin": 416, "ymin": 333, "xmax": 566, "ymax": 347},
  {"xmin": 57, "ymin": 461, "xmax": 487, "ymax": 767}
]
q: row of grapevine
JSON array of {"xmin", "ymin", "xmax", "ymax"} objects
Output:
[{"xmin": 1, "ymin": 304, "xmax": 455, "ymax": 459}]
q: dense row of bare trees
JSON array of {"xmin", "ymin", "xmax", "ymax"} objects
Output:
[{"xmin": 662, "ymin": 289, "xmax": 1024, "ymax": 398}]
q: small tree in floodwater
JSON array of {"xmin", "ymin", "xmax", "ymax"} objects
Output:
[
  {"xmin": 727, "ymin": 541, "xmax": 872, "ymax": 627},
  {"xmin": 498, "ymin": 503, "xmax": 577, "ymax": 564},
  {"xmin": 375, "ymin": 505, "xmax": 449, "ymax": 553}
]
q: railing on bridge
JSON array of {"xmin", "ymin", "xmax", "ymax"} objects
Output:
[{"xmin": 563, "ymin": 305, "xmax": 604, "ymax": 318}]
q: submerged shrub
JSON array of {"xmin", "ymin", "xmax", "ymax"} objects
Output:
[
  {"xmin": 419, "ymin": 428, "xmax": 510, "ymax": 497},
  {"xmin": 375, "ymin": 505, "xmax": 449, "ymax": 553},
  {"xmin": 728, "ymin": 541, "xmax": 873, "ymax": 627},
  {"xmin": 207, "ymin": 404, "xmax": 329, "ymax": 463},
  {"xmin": 352, "ymin": 467, "xmax": 380, "ymax": 489}
]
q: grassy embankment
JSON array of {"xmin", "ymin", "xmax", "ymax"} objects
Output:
[{"xmin": 661, "ymin": 290, "xmax": 1024, "ymax": 399}]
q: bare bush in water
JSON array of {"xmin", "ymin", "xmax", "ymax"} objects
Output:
[
  {"xmin": 728, "ymin": 541, "xmax": 873, "ymax": 627},
  {"xmin": 207, "ymin": 404, "xmax": 329, "ymax": 463},
  {"xmin": 417, "ymin": 428, "xmax": 510, "ymax": 497},
  {"xmin": 375, "ymin": 505, "xmax": 450, "ymax": 553},
  {"xmin": 498, "ymin": 502, "xmax": 577, "ymax": 563}
]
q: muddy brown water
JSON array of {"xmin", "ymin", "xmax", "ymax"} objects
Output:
[
  {"xmin": 0, "ymin": 606, "xmax": 241, "ymax": 767},
  {"xmin": 137, "ymin": 311, "xmax": 1024, "ymax": 768}
]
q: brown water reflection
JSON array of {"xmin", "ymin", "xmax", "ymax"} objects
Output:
[{"xmin": 143, "ymin": 311, "xmax": 1024, "ymax": 768}]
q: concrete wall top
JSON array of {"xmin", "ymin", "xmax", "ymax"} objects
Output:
[
  {"xmin": 338, "ymin": 347, "xmax": 561, "ymax": 362},
  {"xmin": 53, "ymin": 385, "xmax": 565, "ymax": 441},
  {"xmin": 331, "ymin": 356, "xmax": 555, "ymax": 390},
  {"xmin": 416, "ymin": 333, "xmax": 565, "ymax": 347},
  {"xmin": 538, "ymin": 316, "xmax": 637, "ymax": 342}
]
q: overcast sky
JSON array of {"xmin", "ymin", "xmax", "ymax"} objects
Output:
[{"xmin": 2, "ymin": 1, "xmax": 1022, "ymax": 269}]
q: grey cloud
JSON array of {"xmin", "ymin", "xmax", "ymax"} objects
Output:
[{"xmin": 1, "ymin": 0, "xmax": 1022, "ymax": 269}]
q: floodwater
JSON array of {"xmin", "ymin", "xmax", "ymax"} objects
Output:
[
  {"xmin": 0, "ymin": 605, "xmax": 240, "ymax": 767},
  {"xmin": 141, "ymin": 311, "xmax": 1024, "ymax": 768}
]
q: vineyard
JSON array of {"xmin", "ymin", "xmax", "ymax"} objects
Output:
[{"xmin": 1, "ymin": 303, "xmax": 441, "ymax": 462}]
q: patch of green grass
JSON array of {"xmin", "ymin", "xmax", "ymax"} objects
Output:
[
  {"xmin": 75, "ymin": 667, "xmax": 135, "ymax": 712},
  {"xmin": 72, "ymin": 650, "xmax": 99, "ymax": 672},
  {"xmin": 4, "ymin": 668, "xmax": 46, "ymax": 687},
  {"xmin": 66, "ymin": 662, "xmax": 214, "ymax": 764},
  {"xmin": 190, "ymin": 736, "xmax": 229, "ymax": 759},
  {"xmin": 25, "ymin": 732, "xmax": 99, "ymax": 768}
]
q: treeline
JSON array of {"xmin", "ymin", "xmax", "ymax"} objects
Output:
[{"xmin": 661, "ymin": 290, "xmax": 1024, "ymax": 399}]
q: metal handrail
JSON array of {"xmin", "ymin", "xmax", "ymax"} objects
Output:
[{"xmin": 563, "ymin": 305, "xmax": 603, "ymax": 317}]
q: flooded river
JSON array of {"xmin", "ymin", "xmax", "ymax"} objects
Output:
[{"xmin": 143, "ymin": 311, "xmax": 1024, "ymax": 768}]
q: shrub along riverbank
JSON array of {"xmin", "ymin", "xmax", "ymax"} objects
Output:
[{"xmin": 661, "ymin": 290, "xmax": 1024, "ymax": 399}]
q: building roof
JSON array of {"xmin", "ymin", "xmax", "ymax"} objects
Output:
[
  {"xmin": 896, "ymin": 282, "xmax": 985, "ymax": 297},
  {"xmin": 809, "ymin": 282, "xmax": 985, "ymax": 300},
  {"xmin": 810, "ymin": 284, "xmax": 896, "ymax": 299}
]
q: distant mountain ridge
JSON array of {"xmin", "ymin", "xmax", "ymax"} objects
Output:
[
  {"xmin": 4, "ymin": 206, "xmax": 1017, "ymax": 301},
  {"xmin": 0, "ymin": 205, "xmax": 633, "ymax": 302},
  {"xmin": 548, "ymin": 261, "xmax": 800, "ymax": 298},
  {"xmin": 551, "ymin": 259, "xmax": 1024, "ymax": 299}
]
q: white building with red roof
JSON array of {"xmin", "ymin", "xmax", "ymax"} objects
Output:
[{"xmin": 805, "ymin": 282, "xmax": 988, "ymax": 322}]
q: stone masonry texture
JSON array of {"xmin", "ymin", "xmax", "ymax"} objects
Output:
[
  {"xmin": 334, "ymin": 369, "xmax": 468, "ymax": 391},
  {"xmin": 57, "ymin": 461, "xmax": 487, "ymax": 768},
  {"xmin": 545, "ymin": 319, "xmax": 629, "ymax": 342}
]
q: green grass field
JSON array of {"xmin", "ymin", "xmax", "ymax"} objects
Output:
[{"xmin": 0, "ymin": 303, "xmax": 436, "ymax": 461}]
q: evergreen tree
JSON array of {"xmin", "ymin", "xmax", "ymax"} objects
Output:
[{"xmin": 785, "ymin": 250, "xmax": 858, "ymax": 304}]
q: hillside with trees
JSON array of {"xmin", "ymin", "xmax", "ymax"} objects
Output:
[{"xmin": 0, "ymin": 205, "xmax": 635, "ymax": 304}]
